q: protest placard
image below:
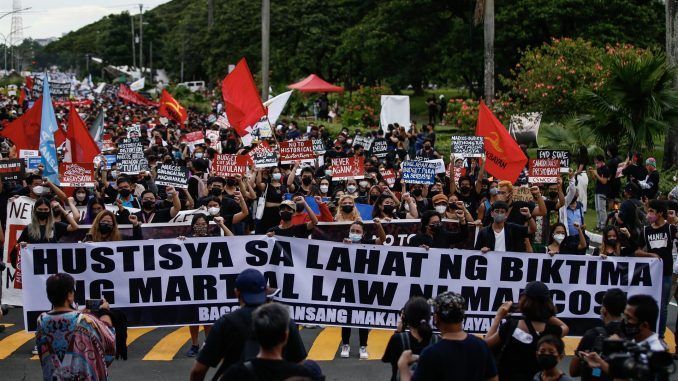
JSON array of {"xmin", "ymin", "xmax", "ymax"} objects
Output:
[
  {"xmin": 425, "ymin": 159, "xmax": 446, "ymax": 174},
  {"xmin": 248, "ymin": 141, "xmax": 279, "ymax": 168},
  {"xmin": 353, "ymin": 135, "xmax": 374, "ymax": 151},
  {"xmin": 116, "ymin": 138, "xmax": 148, "ymax": 174},
  {"xmin": 312, "ymin": 138, "xmax": 326, "ymax": 154},
  {"xmin": 616, "ymin": 162, "xmax": 626, "ymax": 179},
  {"xmin": 528, "ymin": 158, "xmax": 561, "ymax": 184},
  {"xmin": 370, "ymin": 138, "xmax": 389, "ymax": 158},
  {"xmin": 331, "ymin": 157, "xmax": 365, "ymax": 181},
  {"xmin": 101, "ymin": 134, "xmax": 116, "ymax": 152},
  {"xmin": 59, "ymin": 163, "xmax": 95, "ymax": 187},
  {"xmin": 402, "ymin": 160, "xmax": 438, "ymax": 184},
  {"xmin": 215, "ymin": 114, "xmax": 230, "ymax": 129},
  {"xmin": 537, "ymin": 150, "xmax": 570, "ymax": 173},
  {"xmin": 279, "ymin": 140, "xmax": 315, "ymax": 164},
  {"xmin": 0, "ymin": 159, "xmax": 24, "ymax": 180},
  {"xmin": 513, "ymin": 186, "xmax": 533, "ymax": 202},
  {"xmin": 380, "ymin": 169, "xmax": 396, "ymax": 188},
  {"xmin": 450, "ymin": 136, "xmax": 484, "ymax": 157},
  {"xmin": 155, "ymin": 164, "xmax": 189, "ymax": 188},
  {"xmin": 126, "ymin": 125, "xmax": 141, "ymax": 138},
  {"xmin": 182, "ymin": 131, "xmax": 205, "ymax": 149},
  {"xmin": 204, "ymin": 130, "xmax": 222, "ymax": 153},
  {"xmin": 212, "ymin": 154, "xmax": 249, "ymax": 177}
]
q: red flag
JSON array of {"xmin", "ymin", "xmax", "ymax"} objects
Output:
[
  {"xmin": 25, "ymin": 76, "xmax": 34, "ymax": 91},
  {"xmin": 65, "ymin": 105, "xmax": 101, "ymax": 163},
  {"xmin": 158, "ymin": 89, "xmax": 187, "ymax": 124},
  {"xmin": 221, "ymin": 58, "xmax": 266, "ymax": 137},
  {"xmin": 475, "ymin": 101, "xmax": 527, "ymax": 183},
  {"xmin": 0, "ymin": 96, "xmax": 43, "ymax": 151},
  {"xmin": 18, "ymin": 87, "xmax": 26, "ymax": 107},
  {"xmin": 55, "ymin": 125, "xmax": 67, "ymax": 147},
  {"xmin": 118, "ymin": 84, "xmax": 157, "ymax": 106}
]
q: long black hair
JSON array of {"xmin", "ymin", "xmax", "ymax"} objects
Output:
[{"xmin": 402, "ymin": 296, "xmax": 433, "ymax": 344}]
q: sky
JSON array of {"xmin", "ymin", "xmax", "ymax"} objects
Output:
[{"xmin": 1, "ymin": 0, "xmax": 170, "ymax": 40}]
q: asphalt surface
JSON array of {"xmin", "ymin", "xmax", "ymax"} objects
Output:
[{"xmin": 1, "ymin": 306, "xmax": 678, "ymax": 381}]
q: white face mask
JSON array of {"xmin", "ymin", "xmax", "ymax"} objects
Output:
[
  {"xmin": 359, "ymin": 181, "xmax": 369, "ymax": 188},
  {"xmin": 349, "ymin": 233, "xmax": 362, "ymax": 243},
  {"xmin": 195, "ymin": 152, "xmax": 204, "ymax": 159},
  {"xmin": 320, "ymin": 185, "xmax": 329, "ymax": 194},
  {"xmin": 272, "ymin": 173, "xmax": 282, "ymax": 181},
  {"xmin": 553, "ymin": 234, "xmax": 566, "ymax": 244},
  {"xmin": 208, "ymin": 207, "xmax": 220, "ymax": 216},
  {"xmin": 435, "ymin": 205, "xmax": 447, "ymax": 214},
  {"xmin": 347, "ymin": 185, "xmax": 357, "ymax": 193},
  {"xmin": 76, "ymin": 193, "xmax": 87, "ymax": 202},
  {"xmin": 32, "ymin": 185, "xmax": 46, "ymax": 195}
]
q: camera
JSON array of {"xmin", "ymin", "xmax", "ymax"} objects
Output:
[
  {"xmin": 1, "ymin": 304, "xmax": 9, "ymax": 316},
  {"xmin": 603, "ymin": 339, "xmax": 675, "ymax": 381}
]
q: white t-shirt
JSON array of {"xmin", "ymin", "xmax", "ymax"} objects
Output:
[
  {"xmin": 494, "ymin": 227, "xmax": 506, "ymax": 252},
  {"xmin": 637, "ymin": 333, "xmax": 666, "ymax": 351}
]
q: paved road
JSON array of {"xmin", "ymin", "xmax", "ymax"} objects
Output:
[{"xmin": 2, "ymin": 306, "xmax": 678, "ymax": 380}]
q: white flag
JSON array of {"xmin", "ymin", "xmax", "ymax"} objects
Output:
[{"xmin": 130, "ymin": 77, "xmax": 145, "ymax": 91}]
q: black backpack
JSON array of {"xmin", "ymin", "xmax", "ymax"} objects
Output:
[{"xmin": 395, "ymin": 332, "xmax": 441, "ymax": 381}]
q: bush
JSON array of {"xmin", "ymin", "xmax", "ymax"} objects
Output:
[
  {"xmin": 338, "ymin": 85, "xmax": 387, "ymax": 128},
  {"xmin": 443, "ymin": 98, "xmax": 510, "ymax": 132}
]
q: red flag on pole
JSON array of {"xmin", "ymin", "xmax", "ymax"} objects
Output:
[
  {"xmin": 475, "ymin": 100, "xmax": 527, "ymax": 183},
  {"xmin": 0, "ymin": 96, "xmax": 43, "ymax": 151},
  {"xmin": 221, "ymin": 58, "xmax": 266, "ymax": 137},
  {"xmin": 158, "ymin": 89, "xmax": 187, "ymax": 125},
  {"xmin": 25, "ymin": 76, "xmax": 34, "ymax": 91},
  {"xmin": 65, "ymin": 104, "xmax": 100, "ymax": 163}
]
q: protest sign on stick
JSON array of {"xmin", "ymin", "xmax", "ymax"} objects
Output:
[
  {"xmin": 402, "ymin": 160, "xmax": 437, "ymax": 184},
  {"xmin": 450, "ymin": 136, "xmax": 484, "ymax": 157},
  {"xmin": 116, "ymin": 138, "xmax": 148, "ymax": 174},
  {"xmin": 537, "ymin": 150, "xmax": 570, "ymax": 173},
  {"xmin": 156, "ymin": 164, "xmax": 189, "ymax": 188},
  {"xmin": 528, "ymin": 159, "xmax": 561, "ymax": 184},
  {"xmin": 59, "ymin": 163, "xmax": 95, "ymax": 187},
  {"xmin": 248, "ymin": 141, "xmax": 279, "ymax": 168},
  {"xmin": 370, "ymin": 138, "xmax": 389, "ymax": 158},
  {"xmin": 279, "ymin": 140, "xmax": 315, "ymax": 164},
  {"xmin": 213, "ymin": 154, "xmax": 249, "ymax": 177},
  {"xmin": 331, "ymin": 157, "xmax": 365, "ymax": 181}
]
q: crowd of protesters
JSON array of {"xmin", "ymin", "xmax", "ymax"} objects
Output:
[{"xmin": 0, "ymin": 84, "xmax": 677, "ymax": 381}]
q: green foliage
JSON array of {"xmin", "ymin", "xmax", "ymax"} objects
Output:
[
  {"xmin": 338, "ymin": 86, "xmax": 386, "ymax": 128},
  {"xmin": 537, "ymin": 118, "xmax": 604, "ymax": 158},
  {"xmin": 441, "ymin": 98, "xmax": 509, "ymax": 132}
]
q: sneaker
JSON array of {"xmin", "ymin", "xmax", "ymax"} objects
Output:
[
  {"xmin": 340, "ymin": 344, "xmax": 350, "ymax": 358},
  {"xmin": 31, "ymin": 346, "xmax": 38, "ymax": 356},
  {"xmin": 359, "ymin": 346, "xmax": 369, "ymax": 360},
  {"xmin": 186, "ymin": 345, "xmax": 199, "ymax": 357}
]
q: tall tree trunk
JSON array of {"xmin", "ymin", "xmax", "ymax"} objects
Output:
[
  {"xmin": 664, "ymin": 0, "xmax": 678, "ymax": 169},
  {"xmin": 483, "ymin": 0, "xmax": 495, "ymax": 105}
]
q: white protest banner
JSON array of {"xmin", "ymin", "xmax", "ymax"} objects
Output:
[
  {"xmin": 248, "ymin": 141, "xmax": 279, "ymax": 168},
  {"xmin": 425, "ymin": 159, "xmax": 446, "ymax": 174},
  {"xmin": 370, "ymin": 138, "xmax": 389, "ymax": 158},
  {"xmin": 450, "ymin": 136, "xmax": 484, "ymax": 157},
  {"xmin": 117, "ymin": 138, "xmax": 148, "ymax": 174},
  {"xmin": 213, "ymin": 154, "xmax": 249, "ymax": 177},
  {"xmin": 402, "ymin": 160, "xmax": 437, "ymax": 184},
  {"xmin": 331, "ymin": 157, "xmax": 365, "ymax": 181},
  {"xmin": 380, "ymin": 95, "xmax": 410, "ymax": 133},
  {"xmin": 528, "ymin": 159, "xmax": 561, "ymax": 184},
  {"xmin": 126, "ymin": 125, "xmax": 141, "ymax": 139},
  {"xmin": 156, "ymin": 164, "xmax": 189, "ymax": 189},
  {"xmin": 537, "ymin": 150, "xmax": 570, "ymax": 173},
  {"xmin": 2, "ymin": 196, "xmax": 35, "ymax": 305},
  {"xmin": 21, "ymin": 235, "xmax": 661, "ymax": 334}
]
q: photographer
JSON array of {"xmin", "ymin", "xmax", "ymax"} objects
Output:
[
  {"xmin": 580, "ymin": 294, "xmax": 666, "ymax": 376},
  {"xmin": 570, "ymin": 288, "xmax": 626, "ymax": 380}
]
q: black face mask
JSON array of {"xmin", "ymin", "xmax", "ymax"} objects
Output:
[
  {"xmin": 412, "ymin": 188, "xmax": 422, "ymax": 197},
  {"xmin": 383, "ymin": 205, "xmax": 395, "ymax": 214},
  {"xmin": 142, "ymin": 200, "xmax": 155, "ymax": 210},
  {"xmin": 302, "ymin": 177, "xmax": 312, "ymax": 186},
  {"xmin": 226, "ymin": 179, "xmax": 237, "ymax": 187},
  {"xmin": 211, "ymin": 188, "xmax": 223, "ymax": 197},
  {"xmin": 424, "ymin": 146, "xmax": 431, "ymax": 151},
  {"xmin": 621, "ymin": 319, "xmax": 640, "ymax": 338},
  {"xmin": 99, "ymin": 223, "xmax": 113, "ymax": 234},
  {"xmin": 460, "ymin": 186, "xmax": 471, "ymax": 194},
  {"xmin": 280, "ymin": 210, "xmax": 293, "ymax": 221},
  {"xmin": 606, "ymin": 238, "xmax": 618, "ymax": 247},
  {"xmin": 536, "ymin": 354, "xmax": 558, "ymax": 371},
  {"xmin": 369, "ymin": 194, "xmax": 379, "ymax": 202},
  {"xmin": 429, "ymin": 223, "xmax": 442, "ymax": 232},
  {"xmin": 341, "ymin": 205, "xmax": 354, "ymax": 214},
  {"xmin": 36, "ymin": 211, "xmax": 50, "ymax": 220},
  {"xmin": 118, "ymin": 189, "xmax": 131, "ymax": 198},
  {"xmin": 548, "ymin": 191, "xmax": 558, "ymax": 199}
]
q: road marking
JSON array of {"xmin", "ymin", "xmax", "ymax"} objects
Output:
[
  {"xmin": 0, "ymin": 331, "xmax": 34, "ymax": 360},
  {"xmin": 143, "ymin": 326, "xmax": 199, "ymax": 361},
  {"xmin": 0, "ymin": 323, "xmax": 14, "ymax": 328},
  {"xmin": 366, "ymin": 329, "xmax": 391, "ymax": 360},
  {"xmin": 127, "ymin": 327, "xmax": 156, "ymax": 346},
  {"xmin": 307, "ymin": 327, "xmax": 342, "ymax": 361}
]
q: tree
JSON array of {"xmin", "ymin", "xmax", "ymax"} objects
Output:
[{"xmin": 664, "ymin": 0, "xmax": 678, "ymax": 169}]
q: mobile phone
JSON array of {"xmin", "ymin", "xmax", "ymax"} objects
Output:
[
  {"xmin": 508, "ymin": 304, "xmax": 519, "ymax": 313},
  {"xmin": 85, "ymin": 299, "xmax": 102, "ymax": 311}
]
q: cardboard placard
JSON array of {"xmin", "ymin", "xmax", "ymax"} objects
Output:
[
  {"xmin": 59, "ymin": 163, "xmax": 95, "ymax": 187},
  {"xmin": 279, "ymin": 140, "xmax": 315, "ymax": 164},
  {"xmin": 312, "ymin": 138, "xmax": 326, "ymax": 155},
  {"xmin": 380, "ymin": 169, "xmax": 396, "ymax": 188},
  {"xmin": 450, "ymin": 136, "xmax": 484, "ymax": 157},
  {"xmin": 353, "ymin": 135, "xmax": 374, "ymax": 151},
  {"xmin": 402, "ymin": 160, "xmax": 438, "ymax": 184},
  {"xmin": 182, "ymin": 131, "xmax": 205, "ymax": 149},
  {"xmin": 126, "ymin": 125, "xmax": 141, "ymax": 139},
  {"xmin": 155, "ymin": 164, "xmax": 189, "ymax": 189},
  {"xmin": 537, "ymin": 150, "xmax": 570, "ymax": 173},
  {"xmin": 331, "ymin": 157, "xmax": 365, "ymax": 181},
  {"xmin": 205, "ymin": 130, "xmax": 222, "ymax": 153},
  {"xmin": 248, "ymin": 141, "xmax": 279, "ymax": 168},
  {"xmin": 513, "ymin": 187, "xmax": 533, "ymax": 202},
  {"xmin": 0, "ymin": 159, "xmax": 24, "ymax": 180},
  {"xmin": 213, "ymin": 154, "xmax": 249, "ymax": 177},
  {"xmin": 528, "ymin": 159, "xmax": 561, "ymax": 184},
  {"xmin": 116, "ymin": 138, "xmax": 148, "ymax": 174},
  {"xmin": 370, "ymin": 138, "xmax": 389, "ymax": 158}
]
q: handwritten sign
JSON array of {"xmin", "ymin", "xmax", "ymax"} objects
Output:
[
  {"xmin": 537, "ymin": 150, "xmax": 570, "ymax": 173},
  {"xmin": 116, "ymin": 138, "xmax": 148, "ymax": 174},
  {"xmin": 370, "ymin": 138, "xmax": 389, "ymax": 158},
  {"xmin": 402, "ymin": 160, "xmax": 438, "ymax": 184},
  {"xmin": 59, "ymin": 163, "xmax": 95, "ymax": 187},
  {"xmin": 312, "ymin": 138, "xmax": 326, "ymax": 155},
  {"xmin": 380, "ymin": 169, "xmax": 396, "ymax": 188},
  {"xmin": 155, "ymin": 164, "xmax": 189, "ymax": 188},
  {"xmin": 331, "ymin": 157, "xmax": 365, "ymax": 181},
  {"xmin": 513, "ymin": 187, "xmax": 533, "ymax": 202},
  {"xmin": 528, "ymin": 159, "xmax": 561, "ymax": 184},
  {"xmin": 248, "ymin": 141, "xmax": 279, "ymax": 168},
  {"xmin": 279, "ymin": 140, "xmax": 315, "ymax": 164},
  {"xmin": 213, "ymin": 154, "xmax": 249, "ymax": 177},
  {"xmin": 450, "ymin": 136, "xmax": 484, "ymax": 157},
  {"xmin": 353, "ymin": 135, "xmax": 374, "ymax": 151}
]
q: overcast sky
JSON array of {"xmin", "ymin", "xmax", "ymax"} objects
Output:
[{"xmin": 1, "ymin": 1, "xmax": 170, "ymax": 40}]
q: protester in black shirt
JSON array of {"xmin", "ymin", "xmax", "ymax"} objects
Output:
[
  {"xmin": 588, "ymin": 155, "xmax": 610, "ymax": 231},
  {"xmin": 409, "ymin": 210, "xmax": 467, "ymax": 249},
  {"xmin": 604, "ymin": 144, "xmax": 621, "ymax": 202},
  {"xmin": 123, "ymin": 188, "xmax": 180, "ymax": 224},
  {"xmin": 638, "ymin": 157, "xmax": 660, "ymax": 199},
  {"xmin": 496, "ymin": 181, "xmax": 546, "ymax": 227},
  {"xmin": 189, "ymin": 269, "xmax": 307, "ymax": 381},
  {"xmin": 570, "ymin": 288, "xmax": 626, "ymax": 381},
  {"xmin": 591, "ymin": 226, "xmax": 635, "ymax": 258},
  {"xmin": 219, "ymin": 303, "xmax": 320, "ymax": 381},
  {"xmin": 397, "ymin": 291, "xmax": 497, "ymax": 381},
  {"xmin": 266, "ymin": 198, "xmax": 318, "ymax": 238},
  {"xmin": 475, "ymin": 201, "xmax": 535, "ymax": 253}
]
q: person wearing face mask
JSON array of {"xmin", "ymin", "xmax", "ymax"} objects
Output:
[
  {"xmin": 84, "ymin": 210, "xmax": 141, "ymax": 242},
  {"xmin": 634, "ymin": 200, "xmax": 678, "ymax": 342},
  {"xmin": 409, "ymin": 210, "xmax": 467, "ymax": 249},
  {"xmin": 318, "ymin": 178, "xmax": 331, "ymax": 199},
  {"xmin": 587, "ymin": 155, "xmax": 611, "ymax": 232},
  {"xmin": 344, "ymin": 180, "xmax": 359, "ymax": 197},
  {"xmin": 266, "ymin": 197, "xmax": 318, "ymax": 238},
  {"xmin": 591, "ymin": 226, "xmax": 634, "ymax": 258},
  {"xmin": 72, "ymin": 187, "xmax": 91, "ymax": 206},
  {"xmin": 20, "ymin": 174, "xmax": 68, "ymax": 201},
  {"xmin": 414, "ymin": 138, "xmax": 439, "ymax": 160},
  {"xmin": 372, "ymin": 194, "xmax": 399, "ymax": 220},
  {"xmin": 532, "ymin": 335, "xmax": 572, "ymax": 381},
  {"xmin": 476, "ymin": 201, "xmax": 536, "ymax": 253},
  {"xmin": 335, "ymin": 195, "xmax": 362, "ymax": 222},
  {"xmin": 188, "ymin": 158, "xmax": 210, "ymax": 201},
  {"xmin": 109, "ymin": 177, "xmax": 140, "ymax": 209},
  {"xmin": 83, "ymin": 197, "xmax": 106, "ymax": 224},
  {"xmin": 339, "ymin": 220, "xmax": 387, "ymax": 360},
  {"xmin": 288, "ymin": 166, "xmax": 317, "ymax": 196},
  {"xmin": 125, "ymin": 188, "xmax": 181, "ymax": 224},
  {"xmin": 254, "ymin": 168, "xmax": 292, "ymax": 234},
  {"xmin": 200, "ymin": 195, "xmax": 249, "ymax": 231},
  {"xmin": 449, "ymin": 162, "xmax": 485, "ymax": 220},
  {"xmin": 545, "ymin": 222, "xmax": 586, "ymax": 256}
]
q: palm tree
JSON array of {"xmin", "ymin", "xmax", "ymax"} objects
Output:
[
  {"xmin": 538, "ymin": 117, "xmax": 603, "ymax": 158},
  {"xmin": 579, "ymin": 52, "xmax": 678, "ymax": 152}
]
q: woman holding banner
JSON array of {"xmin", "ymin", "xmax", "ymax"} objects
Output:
[
  {"xmin": 84, "ymin": 210, "xmax": 141, "ymax": 242},
  {"xmin": 339, "ymin": 218, "xmax": 387, "ymax": 359},
  {"xmin": 335, "ymin": 195, "xmax": 362, "ymax": 222}
]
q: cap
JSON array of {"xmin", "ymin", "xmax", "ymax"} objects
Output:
[
  {"xmin": 432, "ymin": 194, "xmax": 448, "ymax": 205},
  {"xmin": 491, "ymin": 201, "xmax": 509, "ymax": 212},
  {"xmin": 521, "ymin": 281, "xmax": 550, "ymax": 301},
  {"xmin": 645, "ymin": 157, "xmax": 657, "ymax": 168},
  {"xmin": 280, "ymin": 200, "xmax": 296, "ymax": 210},
  {"xmin": 429, "ymin": 291, "xmax": 465, "ymax": 322},
  {"xmin": 235, "ymin": 269, "xmax": 267, "ymax": 305}
]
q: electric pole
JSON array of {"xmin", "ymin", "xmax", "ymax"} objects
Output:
[
  {"xmin": 483, "ymin": 0, "xmax": 495, "ymax": 105},
  {"xmin": 131, "ymin": 14, "xmax": 136, "ymax": 68},
  {"xmin": 139, "ymin": 4, "xmax": 143, "ymax": 74},
  {"xmin": 261, "ymin": 0, "xmax": 270, "ymax": 100}
]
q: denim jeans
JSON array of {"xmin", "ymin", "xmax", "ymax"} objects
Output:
[
  {"xmin": 659, "ymin": 275, "xmax": 672, "ymax": 338},
  {"xmin": 594, "ymin": 193, "xmax": 607, "ymax": 229}
]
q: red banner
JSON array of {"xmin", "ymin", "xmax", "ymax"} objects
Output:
[
  {"xmin": 279, "ymin": 140, "xmax": 315, "ymax": 164},
  {"xmin": 118, "ymin": 84, "xmax": 157, "ymax": 107},
  {"xmin": 53, "ymin": 99, "xmax": 93, "ymax": 107},
  {"xmin": 212, "ymin": 154, "xmax": 249, "ymax": 177},
  {"xmin": 331, "ymin": 156, "xmax": 365, "ymax": 181},
  {"xmin": 59, "ymin": 163, "xmax": 95, "ymax": 187}
]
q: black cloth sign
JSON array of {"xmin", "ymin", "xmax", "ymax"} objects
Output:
[
  {"xmin": 117, "ymin": 138, "xmax": 148, "ymax": 174},
  {"xmin": 156, "ymin": 164, "xmax": 189, "ymax": 189}
]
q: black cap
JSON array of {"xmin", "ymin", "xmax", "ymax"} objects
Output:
[
  {"xmin": 521, "ymin": 281, "xmax": 550, "ymax": 301},
  {"xmin": 491, "ymin": 201, "xmax": 509, "ymax": 212},
  {"xmin": 235, "ymin": 269, "xmax": 267, "ymax": 305}
]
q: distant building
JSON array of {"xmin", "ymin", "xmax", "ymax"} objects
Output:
[{"xmin": 35, "ymin": 37, "xmax": 57, "ymax": 47}]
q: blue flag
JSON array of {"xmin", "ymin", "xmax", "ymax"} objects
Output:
[{"xmin": 39, "ymin": 73, "xmax": 60, "ymax": 184}]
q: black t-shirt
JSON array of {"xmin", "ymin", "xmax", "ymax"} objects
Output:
[
  {"xmin": 408, "ymin": 226, "xmax": 467, "ymax": 249},
  {"xmin": 575, "ymin": 321, "xmax": 622, "ymax": 381},
  {"xmin": 594, "ymin": 165, "xmax": 611, "ymax": 195},
  {"xmin": 134, "ymin": 207, "xmax": 172, "ymax": 223},
  {"xmin": 382, "ymin": 332, "xmax": 440, "ymax": 381},
  {"xmin": 268, "ymin": 223, "xmax": 312, "ymax": 238},
  {"xmin": 220, "ymin": 359, "xmax": 316, "ymax": 381},
  {"xmin": 497, "ymin": 320, "xmax": 562, "ymax": 381},
  {"xmin": 606, "ymin": 156, "xmax": 622, "ymax": 198},
  {"xmin": 412, "ymin": 335, "xmax": 497, "ymax": 381},
  {"xmin": 642, "ymin": 171, "xmax": 660, "ymax": 199},
  {"xmin": 197, "ymin": 306, "xmax": 307, "ymax": 381},
  {"xmin": 638, "ymin": 223, "xmax": 678, "ymax": 276},
  {"xmin": 507, "ymin": 200, "xmax": 536, "ymax": 225},
  {"xmin": 456, "ymin": 189, "xmax": 481, "ymax": 220}
]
